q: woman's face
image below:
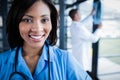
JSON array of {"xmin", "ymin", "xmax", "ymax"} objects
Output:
[{"xmin": 19, "ymin": 1, "xmax": 52, "ymax": 49}]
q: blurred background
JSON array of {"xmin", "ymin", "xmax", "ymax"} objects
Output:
[{"xmin": 0, "ymin": 0, "xmax": 120, "ymax": 80}]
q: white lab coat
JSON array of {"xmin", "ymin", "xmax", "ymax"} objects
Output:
[{"xmin": 70, "ymin": 15, "xmax": 102, "ymax": 71}]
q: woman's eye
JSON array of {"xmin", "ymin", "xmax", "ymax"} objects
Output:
[
  {"xmin": 21, "ymin": 18, "xmax": 33, "ymax": 23},
  {"xmin": 41, "ymin": 18, "xmax": 49, "ymax": 23}
]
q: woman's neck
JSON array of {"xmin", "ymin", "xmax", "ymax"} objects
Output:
[
  {"xmin": 22, "ymin": 46, "xmax": 43, "ymax": 57},
  {"xmin": 22, "ymin": 45, "xmax": 43, "ymax": 74}
]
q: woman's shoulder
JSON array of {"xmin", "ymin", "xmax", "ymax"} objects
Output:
[
  {"xmin": 0, "ymin": 48, "xmax": 16, "ymax": 64},
  {"xmin": 49, "ymin": 46, "xmax": 92, "ymax": 80},
  {"xmin": 0, "ymin": 49, "xmax": 11, "ymax": 58},
  {"xmin": 49, "ymin": 45, "xmax": 71, "ymax": 62},
  {"xmin": 50, "ymin": 46, "xmax": 69, "ymax": 56}
]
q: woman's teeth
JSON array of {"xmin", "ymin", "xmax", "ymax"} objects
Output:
[{"xmin": 30, "ymin": 35, "xmax": 43, "ymax": 39}]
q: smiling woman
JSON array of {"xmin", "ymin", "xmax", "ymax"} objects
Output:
[
  {"xmin": 0, "ymin": 0, "xmax": 92, "ymax": 80},
  {"xmin": 19, "ymin": 1, "xmax": 52, "ymax": 49}
]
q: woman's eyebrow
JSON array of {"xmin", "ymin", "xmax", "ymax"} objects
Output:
[
  {"xmin": 23, "ymin": 14, "xmax": 50, "ymax": 18},
  {"xmin": 41, "ymin": 14, "xmax": 50, "ymax": 17},
  {"xmin": 23, "ymin": 15, "xmax": 33, "ymax": 18}
]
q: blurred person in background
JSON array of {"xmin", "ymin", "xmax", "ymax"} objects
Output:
[{"xmin": 69, "ymin": 8, "xmax": 102, "ymax": 72}]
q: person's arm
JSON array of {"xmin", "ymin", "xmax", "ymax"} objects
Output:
[
  {"xmin": 81, "ymin": 15, "xmax": 93, "ymax": 26},
  {"xmin": 75, "ymin": 22, "xmax": 102, "ymax": 43},
  {"xmin": 66, "ymin": 52, "xmax": 92, "ymax": 80},
  {"xmin": 81, "ymin": 8, "xmax": 95, "ymax": 26}
]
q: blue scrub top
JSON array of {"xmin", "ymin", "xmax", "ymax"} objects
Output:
[{"xmin": 0, "ymin": 44, "xmax": 92, "ymax": 80}]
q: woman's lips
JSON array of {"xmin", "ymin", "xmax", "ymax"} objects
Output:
[{"xmin": 29, "ymin": 34, "xmax": 44, "ymax": 41}]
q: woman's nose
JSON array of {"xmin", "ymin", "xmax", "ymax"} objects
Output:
[{"xmin": 31, "ymin": 21, "xmax": 43, "ymax": 31}]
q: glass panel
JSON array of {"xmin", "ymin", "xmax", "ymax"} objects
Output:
[
  {"xmin": 0, "ymin": 29, "xmax": 2, "ymax": 39},
  {"xmin": 98, "ymin": 0, "xmax": 120, "ymax": 80},
  {"xmin": 0, "ymin": 41, "xmax": 3, "ymax": 48},
  {"xmin": 0, "ymin": 16, "xmax": 3, "ymax": 27}
]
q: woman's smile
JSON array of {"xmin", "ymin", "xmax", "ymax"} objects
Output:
[{"xmin": 28, "ymin": 34, "xmax": 45, "ymax": 42}]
